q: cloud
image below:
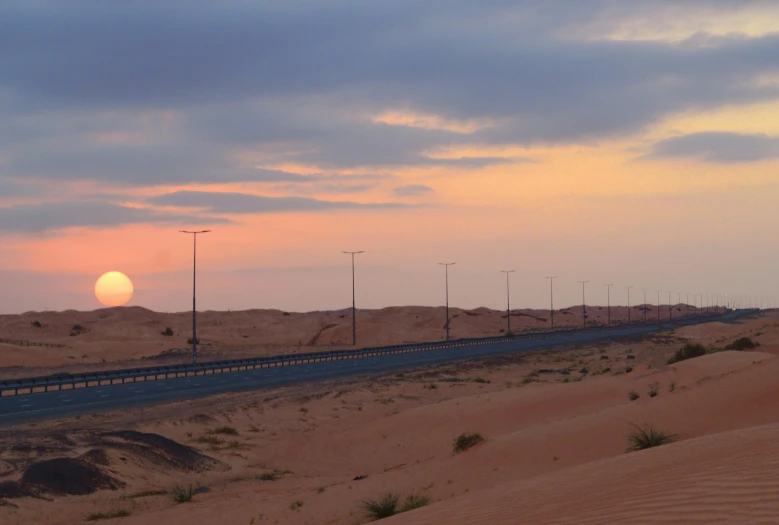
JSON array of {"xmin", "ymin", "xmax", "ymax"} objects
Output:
[
  {"xmin": 0, "ymin": 201, "xmax": 230, "ymax": 234},
  {"xmin": 393, "ymin": 184, "xmax": 434, "ymax": 197},
  {"xmin": 645, "ymin": 132, "xmax": 779, "ymax": 163},
  {"xmin": 148, "ymin": 191, "xmax": 411, "ymax": 214},
  {"xmin": 0, "ymin": 1, "xmax": 777, "ymax": 182}
]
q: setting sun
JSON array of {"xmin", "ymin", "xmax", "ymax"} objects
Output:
[{"xmin": 94, "ymin": 271, "xmax": 134, "ymax": 307}]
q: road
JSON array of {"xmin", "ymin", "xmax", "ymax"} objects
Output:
[{"xmin": 0, "ymin": 311, "xmax": 751, "ymax": 426}]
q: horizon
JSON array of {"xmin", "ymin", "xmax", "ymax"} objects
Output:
[{"xmin": 2, "ymin": 1, "xmax": 778, "ymax": 314}]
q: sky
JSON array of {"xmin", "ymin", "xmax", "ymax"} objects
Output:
[{"xmin": 1, "ymin": 0, "xmax": 779, "ymax": 313}]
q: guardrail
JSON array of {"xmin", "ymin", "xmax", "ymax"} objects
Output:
[{"xmin": 0, "ymin": 311, "xmax": 740, "ymax": 397}]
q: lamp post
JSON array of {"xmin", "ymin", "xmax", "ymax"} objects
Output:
[
  {"xmin": 439, "ymin": 263, "xmax": 456, "ymax": 341},
  {"xmin": 604, "ymin": 283, "xmax": 613, "ymax": 325},
  {"xmin": 657, "ymin": 289, "xmax": 661, "ymax": 322},
  {"xmin": 501, "ymin": 270, "xmax": 515, "ymax": 336},
  {"xmin": 546, "ymin": 276, "xmax": 557, "ymax": 328},
  {"xmin": 668, "ymin": 291, "xmax": 672, "ymax": 320},
  {"xmin": 578, "ymin": 280, "xmax": 589, "ymax": 328},
  {"xmin": 180, "ymin": 229, "xmax": 211, "ymax": 365},
  {"xmin": 642, "ymin": 288, "xmax": 647, "ymax": 323},
  {"xmin": 627, "ymin": 286, "xmax": 633, "ymax": 323},
  {"xmin": 342, "ymin": 251, "xmax": 364, "ymax": 345}
]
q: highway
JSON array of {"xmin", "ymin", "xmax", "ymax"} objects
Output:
[{"xmin": 0, "ymin": 310, "xmax": 752, "ymax": 426}]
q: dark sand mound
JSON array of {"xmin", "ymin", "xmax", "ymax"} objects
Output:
[
  {"xmin": 21, "ymin": 457, "xmax": 125, "ymax": 495},
  {"xmin": 98, "ymin": 430, "xmax": 228, "ymax": 472}
]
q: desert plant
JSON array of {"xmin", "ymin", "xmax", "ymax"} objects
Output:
[
  {"xmin": 172, "ymin": 485, "xmax": 195, "ymax": 503},
  {"xmin": 257, "ymin": 469, "xmax": 292, "ymax": 481},
  {"xmin": 648, "ymin": 383, "xmax": 659, "ymax": 397},
  {"xmin": 725, "ymin": 337, "xmax": 758, "ymax": 350},
  {"xmin": 472, "ymin": 377, "xmax": 490, "ymax": 384},
  {"xmin": 289, "ymin": 500, "xmax": 304, "ymax": 511},
  {"xmin": 423, "ymin": 383, "xmax": 437, "ymax": 389},
  {"xmin": 86, "ymin": 509, "xmax": 131, "ymax": 521},
  {"xmin": 211, "ymin": 426, "xmax": 239, "ymax": 435},
  {"xmin": 196, "ymin": 435, "xmax": 224, "ymax": 445},
  {"xmin": 31, "ymin": 320, "xmax": 42, "ymax": 328},
  {"xmin": 363, "ymin": 493, "xmax": 400, "ymax": 520},
  {"xmin": 187, "ymin": 337, "xmax": 200, "ymax": 345},
  {"xmin": 628, "ymin": 390, "xmax": 640, "ymax": 401},
  {"xmin": 669, "ymin": 381, "xmax": 676, "ymax": 392},
  {"xmin": 667, "ymin": 343, "xmax": 706, "ymax": 364},
  {"xmin": 126, "ymin": 489, "xmax": 167, "ymax": 499},
  {"xmin": 161, "ymin": 327, "xmax": 174, "ymax": 336},
  {"xmin": 401, "ymin": 493, "xmax": 430, "ymax": 512},
  {"xmin": 453, "ymin": 432, "xmax": 484, "ymax": 453},
  {"xmin": 627, "ymin": 423, "xmax": 676, "ymax": 452}
]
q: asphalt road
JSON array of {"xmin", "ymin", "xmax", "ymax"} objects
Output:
[{"xmin": 0, "ymin": 311, "xmax": 750, "ymax": 427}]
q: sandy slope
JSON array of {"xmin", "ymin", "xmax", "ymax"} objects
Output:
[{"xmin": 0, "ymin": 311, "xmax": 774, "ymax": 524}]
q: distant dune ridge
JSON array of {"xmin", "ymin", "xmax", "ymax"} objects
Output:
[{"xmin": 0, "ymin": 303, "xmax": 713, "ymax": 375}]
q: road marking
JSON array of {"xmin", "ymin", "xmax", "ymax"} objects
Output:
[
  {"xmin": 20, "ymin": 404, "xmax": 32, "ymax": 408},
  {"xmin": 99, "ymin": 395, "xmax": 110, "ymax": 398}
]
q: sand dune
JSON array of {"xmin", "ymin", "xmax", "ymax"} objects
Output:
[{"xmin": 0, "ymin": 310, "xmax": 773, "ymax": 524}]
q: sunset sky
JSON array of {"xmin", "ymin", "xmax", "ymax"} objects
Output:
[{"xmin": 1, "ymin": 0, "xmax": 779, "ymax": 313}]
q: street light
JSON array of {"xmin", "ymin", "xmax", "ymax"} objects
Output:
[
  {"xmin": 657, "ymin": 289, "xmax": 661, "ymax": 322},
  {"xmin": 342, "ymin": 251, "xmax": 364, "ymax": 346},
  {"xmin": 604, "ymin": 283, "xmax": 613, "ymax": 325},
  {"xmin": 578, "ymin": 280, "xmax": 589, "ymax": 328},
  {"xmin": 439, "ymin": 263, "xmax": 456, "ymax": 341},
  {"xmin": 180, "ymin": 230, "xmax": 211, "ymax": 365},
  {"xmin": 642, "ymin": 288, "xmax": 648, "ymax": 323},
  {"xmin": 546, "ymin": 276, "xmax": 558, "ymax": 328},
  {"xmin": 627, "ymin": 286, "xmax": 633, "ymax": 323},
  {"xmin": 668, "ymin": 291, "xmax": 672, "ymax": 321},
  {"xmin": 501, "ymin": 270, "xmax": 515, "ymax": 336}
]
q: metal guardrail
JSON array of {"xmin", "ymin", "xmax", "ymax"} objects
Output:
[{"xmin": 0, "ymin": 311, "xmax": 739, "ymax": 396}]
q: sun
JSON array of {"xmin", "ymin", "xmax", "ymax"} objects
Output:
[{"xmin": 95, "ymin": 271, "xmax": 134, "ymax": 307}]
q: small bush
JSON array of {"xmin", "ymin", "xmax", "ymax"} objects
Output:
[
  {"xmin": 127, "ymin": 489, "xmax": 167, "ymax": 499},
  {"xmin": 196, "ymin": 435, "xmax": 224, "ymax": 445},
  {"xmin": 211, "ymin": 426, "xmax": 238, "ymax": 435},
  {"xmin": 226, "ymin": 440, "xmax": 241, "ymax": 449},
  {"xmin": 669, "ymin": 381, "xmax": 676, "ymax": 392},
  {"xmin": 161, "ymin": 327, "xmax": 174, "ymax": 336},
  {"xmin": 257, "ymin": 469, "xmax": 292, "ymax": 481},
  {"xmin": 401, "ymin": 493, "xmax": 430, "ymax": 512},
  {"xmin": 363, "ymin": 493, "xmax": 400, "ymax": 520},
  {"xmin": 472, "ymin": 377, "xmax": 490, "ymax": 384},
  {"xmin": 667, "ymin": 343, "xmax": 706, "ymax": 364},
  {"xmin": 86, "ymin": 509, "xmax": 131, "ymax": 521},
  {"xmin": 453, "ymin": 432, "xmax": 484, "ymax": 453},
  {"xmin": 290, "ymin": 500, "xmax": 304, "ymax": 511},
  {"xmin": 725, "ymin": 337, "xmax": 758, "ymax": 350},
  {"xmin": 627, "ymin": 423, "xmax": 676, "ymax": 452},
  {"xmin": 31, "ymin": 320, "xmax": 42, "ymax": 328},
  {"xmin": 648, "ymin": 383, "xmax": 659, "ymax": 397},
  {"xmin": 423, "ymin": 383, "xmax": 437, "ymax": 389},
  {"xmin": 628, "ymin": 390, "xmax": 640, "ymax": 401},
  {"xmin": 72, "ymin": 324, "xmax": 84, "ymax": 332},
  {"xmin": 172, "ymin": 485, "xmax": 194, "ymax": 503},
  {"xmin": 187, "ymin": 338, "xmax": 200, "ymax": 345}
]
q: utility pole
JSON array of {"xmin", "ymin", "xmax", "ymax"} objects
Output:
[
  {"xmin": 668, "ymin": 291, "xmax": 672, "ymax": 320},
  {"xmin": 657, "ymin": 289, "xmax": 660, "ymax": 322},
  {"xmin": 627, "ymin": 286, "xmax": 632, "ymax": 323},
  {"xmin": 439, "ymin": 263, "xmax": 456, "ymax": 341},
  {"xmin": 342, "ymin": 251, "xmax": 364, "ymax": 345},
  {"xmin": 578, "ymin": 280, "xmax": 589, "ymax": 328},
  {"xmin": 546, "ymin": 276, "xmax": 557, "ymax": 328},
  {"xmin": 180, "ymin": 229, "xmax": 211, "ymax": 365},
  {"xmin": 501, "ymin": 270, "xmax": 515, "ymax": 336},
  {"xmin": 604, "ymin": 283, "xmax": 613, "ymax": 325},
  {"xmin": 642, "ymin": 288, "xmax": 647, "ymax": 323}
]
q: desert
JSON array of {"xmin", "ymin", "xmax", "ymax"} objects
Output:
[{"xmin": 1, "ymin": 306, "xmax": 776, "ymax": 524}]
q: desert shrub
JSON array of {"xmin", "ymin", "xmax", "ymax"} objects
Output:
[
  {"xmin": 127, "ymin": 489, "xmax": 167, "ymax": 499},
  {"xmin": 72, "ymin": 324, "xmax": 84, "ymax": 332},
  {"xmin": 667, "ymin": 343, "xmax": 706, "ymax": 364},
  {"xmin": 31, "ymin": 321, "xmax": 42, "ymax": 328},
  {"xmin": 172, "ymin": 485, "xmax": 194, "ymax": 503},
  {"xmin": 401, "ymin": 493, "xmax": 430, "ymax": 512},
  {"xmin": 648, "ymin": 383, "xmax": 659, "ymax": 397},
  {"xmin": 289, "ymin": 500, "xmax": 304, "ymax": 511},
  {"xmin": 725, "ymin": 337, "xmax": 758, "ymax": 350},
  {"xmin": 196, "ymin": 435, "xmax": 224, "ymax": 445},
  {"xmin": 86, "ymin": 509, "xmax": 131, "ymax": 521},
  {"xmin": 627, "ymin": 423, "xmax": 676, "ymax": 452},
  {"xmin": 187, "ymin": 338, "xmax": 200, "ymax": 345},
  {"xmin": 628, "ymin": 390, "xmax": 640, "ymax": 401},
  {"xmin": 472, "ymin": 377, "xmax": 490, "ymax": 384},
  {"xmin": 211, "ymin": 426, "xmax": 238, "ymax": 435},
  {"xmin": 625, "ymin": 366, "xmax": 633, "ymax": 373},
  {"xmin": 453, "ymin": 432, "xmax": 484, "ymax": 453},
  {"xmin": 363, "ymin": 493, "xmax": 400, "ymax": 520},
  {"xmin": 423, "ymin": 383, "xmax": 437, "ymax": 389},
  {"xmin": 161, "ymin": 327, "xmax": 174, "ymax": 336},
  {"xmin": 257, "ymin": 469, "xmax": 292, "ymax": 481},
  {"xmin": 669, "ymin": 381, "xmax": 676, "ymax": 392}
]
